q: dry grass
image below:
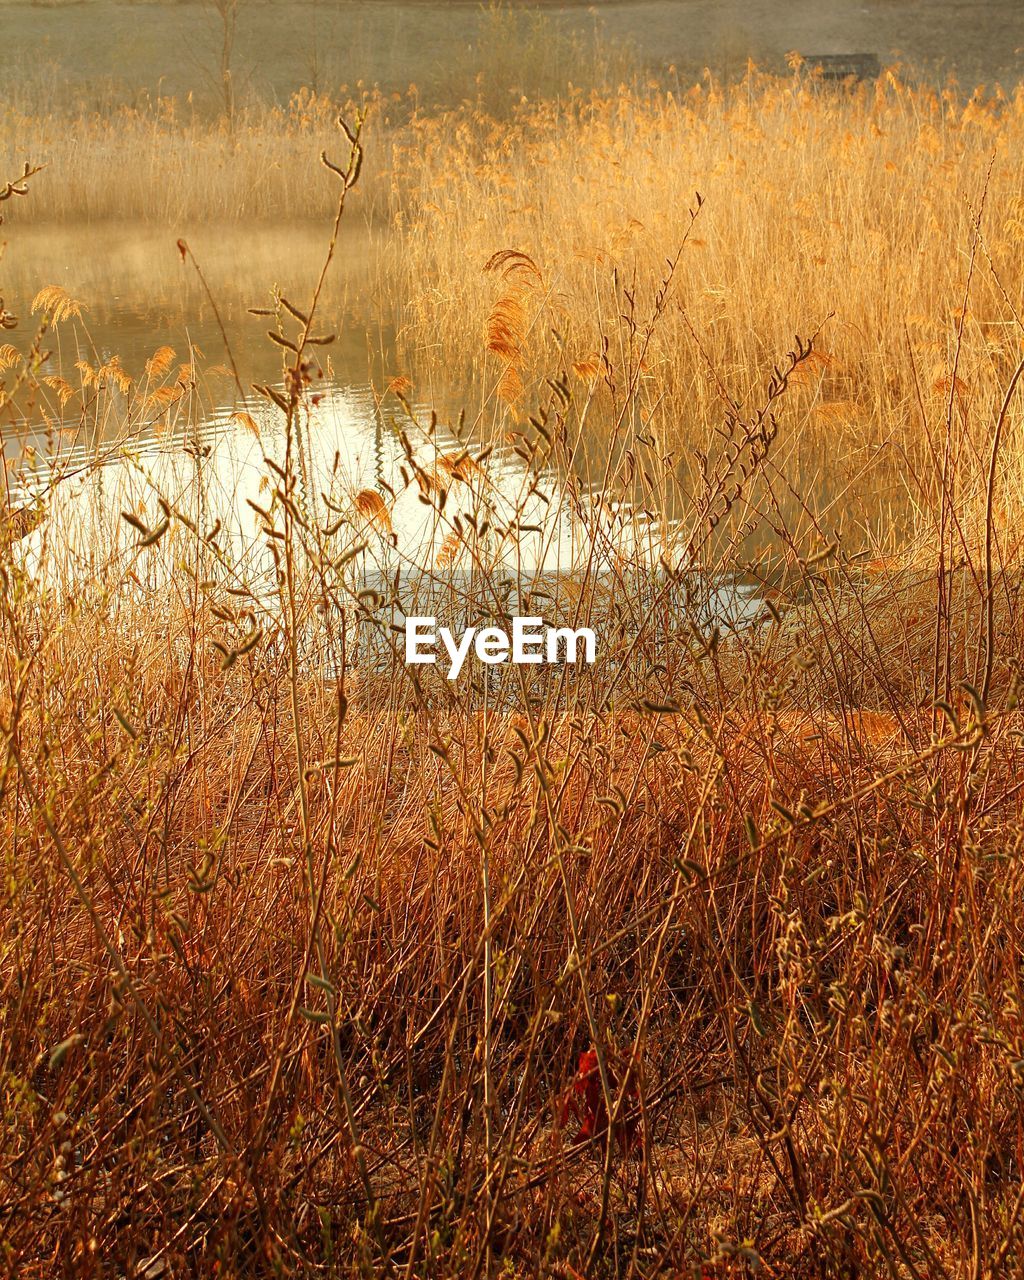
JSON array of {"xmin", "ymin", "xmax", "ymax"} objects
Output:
[
  {"xmin": 4, "ymin": 69, "xmax": 1024, "ymax": 1280},
  {"xmin": 0, "ymin": 3, "xmax": 634, "ymax": 224},
  {"xmin": 0, "ymin": 90, "xmax": 387, "ymax": 223},
  {"xmin": 385, "ymin": 67, "xmax": 1024, "ymax": 553}
]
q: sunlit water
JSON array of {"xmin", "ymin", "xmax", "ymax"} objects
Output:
[{"xmin": 8, "ymin": 374, "xmax": 764, "ymax": 649}]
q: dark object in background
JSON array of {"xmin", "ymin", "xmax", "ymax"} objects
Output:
[{"xmin": 802, "ymin": 52, "xmax": 882, "ymax": 82}]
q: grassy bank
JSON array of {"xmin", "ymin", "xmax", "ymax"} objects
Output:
[
  {"xmin": 7, "ymin": 73, "xmax": 1024, "ymax": 547},
  {"xmin": 4, "ymin": 78, "xmax": 1024, "ymax": 1280},
  {"xmin": 385, "ymin": 70, "xmax": 1024, "ymax": 552},
  {"xmin": 0, "ymin": 91, "xmax": 393, "ymax": 223}
]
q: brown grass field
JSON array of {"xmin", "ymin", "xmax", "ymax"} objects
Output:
[{"xmin": 4, "ymin": 52, "xmax": 1024, "ymax": 1280}]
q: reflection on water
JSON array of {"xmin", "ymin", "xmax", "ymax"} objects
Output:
[
  {"xmin": 10, "ymin": 384, "xmax": 764, "ymax": 639},
  {"xmin": 12, "ymin": 384, "xmax": 657, "ymax": 576},
  {"xmin": 3, "ymin": 224, "xmax": 665, "ymax": 585},
  {"xmin": 0, "ymin": 223, "xmax": 820, "ymax": 611},
  {"xmin": 6, "ymin": 225, "xmax": 716, "ymax": 620}
]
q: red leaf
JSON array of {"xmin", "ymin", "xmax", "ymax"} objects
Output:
[{"xmin": 559, "ymin": 1047, "xmax": 640, "ymax": 1155}]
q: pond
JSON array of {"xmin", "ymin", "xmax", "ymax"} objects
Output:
[
  {"xmin": 0, "ymin": 212, "xmax": 906, "ymax": 609},
  {"xmin": 2, "ymin": 220, "xmax": 769, "ymax": 641},
  {"xmin": 0, "ymin": 223, "xmax": 628, "ymax": 552}
]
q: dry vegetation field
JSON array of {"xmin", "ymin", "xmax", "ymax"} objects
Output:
[{"xmin": 4, "ymin": 47, "xmax": 1024, "ymax": 1280}]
